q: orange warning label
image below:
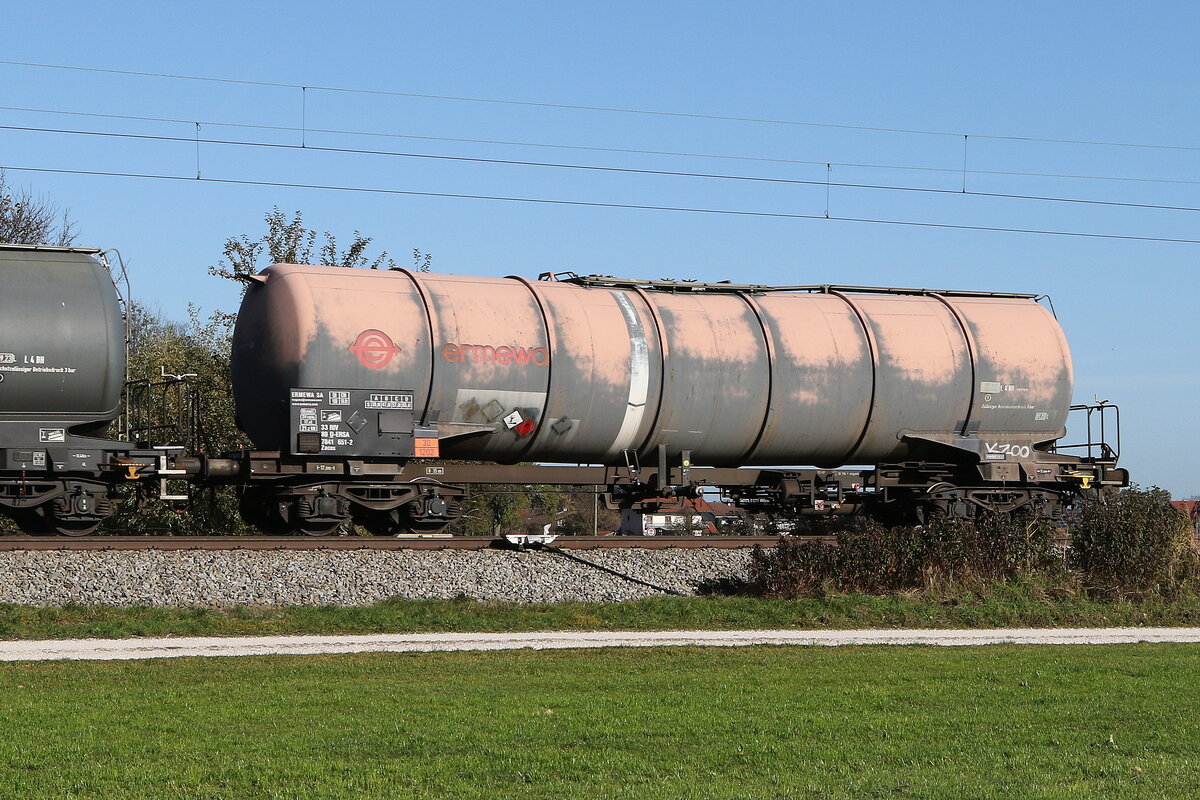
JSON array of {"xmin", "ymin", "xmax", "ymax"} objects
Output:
[{"xmin": 414, "ymin": 438, "xmax": 440, "ymax": 458}]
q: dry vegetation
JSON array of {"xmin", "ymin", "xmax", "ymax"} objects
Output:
[{"xmin": 751, "ymin": 487, "xmax": 1197, "ymax": 602}]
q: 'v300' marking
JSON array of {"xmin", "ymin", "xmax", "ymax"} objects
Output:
[{"xmin": 985, "ymin": 442, "xmax": 1031, "ymax": 459}]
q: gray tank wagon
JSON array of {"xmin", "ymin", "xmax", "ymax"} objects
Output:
[{"xmin": 0, "ymin": 245, "xmax": 177, "ymax": 535}]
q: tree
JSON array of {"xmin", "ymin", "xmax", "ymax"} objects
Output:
[
  {"xmin": 556, "ymin": 490, "xmax": 621, "ymax": 535},
  {"xmin": 0, "ymin": 169, "xmax": 78, "ymax": 245},
  {"xmin": 205, "ymin": 207, "xmax": 401, "ymax": 326},
  {"xmin": 413, "ymin": 249, "xmax": 432, "ymax": 273},
  {"xmin": 208, "ymin": 207, "xmax": 396, "ymax": 282},
  {"xmin": 455, "ymin": 482, "xmax": 568, "ymax": 536},
  {"xmin": 104, "ymin": 303, "xmax": 253, "ymax": 534},
  {"xmin": 716, "ymin": 507, "xmax": 758, "ymax": 535},
  {"xmin": 124, "ymin": 303, "xmax": 245, "ymax": 455},
  {"xmin": 662, "ymin": 504, "xmax": 704, "ymax": 535}
]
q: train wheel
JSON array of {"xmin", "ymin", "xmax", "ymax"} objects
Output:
[
  {"xmin": 19, "ymin": 486, "xmax": 112, "ymax": 536},
  {"xmin": 396, "ymin": 498, "xmax": 464, "ymax": 535},
  {"xmin": 52, "ymin": 519, "xmax": 103, "ymax": 537},
  {"xmin": 292, "ymin": 490, "xmax": 350, "ymax": 537},
  {"xmin": 295, "ymin": 518, "xmax": 345, "ymax": 537},
  {"xmin": 396, "ymin": 508, "xmax": 454, "ymax": 536},
  {"xmin": 8, "ymin": 509, "xmax": 99, "ymax": 537},
  {"xmin": 238, "ymin": 488, "xmax": 291, "ymax": 535},
  {"xmin": 356, "ymin": 509, "xmax": 404, "ymax": 537}
]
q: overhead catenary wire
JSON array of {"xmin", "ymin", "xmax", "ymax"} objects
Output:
[
  {"xmin": 4, "ymin": 164, "xmax": 1198, "ymax": 245},
  {"xmin": 5, "ymin": 123, "xmax": 1200, "ymax": 215},
  {"xmin": 4, "ymin": 59, "xmax": 1199, "ymax": 152},
  {"xmin": 4, "ymin": 104, "xmax": 1198, "ymax": 187},
  {"xmin": 3, "ymin": 62, "xmax": 1195, "ymax": 244}
]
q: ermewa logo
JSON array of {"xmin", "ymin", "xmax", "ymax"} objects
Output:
[
  {"xmin": 442, "ymin": 342, "xmax": 549, "ymax": 366},
  {"xmin": 349, "ymin": 330, "xmax": 402, "ymax": 369}
]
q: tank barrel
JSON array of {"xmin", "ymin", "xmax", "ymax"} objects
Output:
[{"xmin": 231, "ymin": 264, "xmax": 1073, "ymax": 470}]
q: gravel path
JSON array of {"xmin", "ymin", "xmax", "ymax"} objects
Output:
[{"xmin": 4, "ymin": 627, "xmax": 1200, "ymax": 662}]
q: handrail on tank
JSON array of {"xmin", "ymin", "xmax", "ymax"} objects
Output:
[
  {"xmin": 98, "ymin": 248, "xmax": 132, "ymax": 337},
  {"xmin": 120, "ymin": 372, "xmax": 200, "ymax": 448},
  {"xmin": 1051, "ymin": 403, "xmax": 1121, "ymax": 463},
  {"xmin": 96, "ymin": 249, "xmax": 135, "ymax": 407},
  {"xmin": 0, "ymin": 243, "xmax": 103, "ymax": 253},
  {"xmin": 541, "ymin": 272, "xmax": 1040, "ymax": 299},
  {"xmin": 1036, "ymin": 294, "xmax": 1059, "ymax": 319}
]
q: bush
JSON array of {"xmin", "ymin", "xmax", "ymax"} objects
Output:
[
  {"xmin": 750, "ymin": 513, "xmax": 1063, "ymax": 599},
  {"xmin": 751, "ymin": 487, "xmax": 1200, "ymax": 602},
  {"xmin": 1070, "ymin": 486, "xmax": 1199, "ymax": 599}
]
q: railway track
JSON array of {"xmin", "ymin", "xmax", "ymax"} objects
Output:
[{"xmin": 0, "ymin": 535, "xmax": 793, "ymax": 552}]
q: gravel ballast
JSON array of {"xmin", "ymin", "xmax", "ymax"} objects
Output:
[{"xmin": 0, "ymin": 547, "xmax": 754, "ymax": 607}]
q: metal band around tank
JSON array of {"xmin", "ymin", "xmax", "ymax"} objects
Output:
[
  {"xmin": 929, "ymin": 293, "xmax": 979, "ymax": 436},
  {"xmin": 392, "ymin": 269, "xmax": 439, "ymax": 425},
  {"xmin": 605, "ymin": 290, "xmax": 652, "ymax": 459},
  {"xmin": 508, "ymin": 276, "xmax": 556, "ymax": 456},
  {"xmin": 828, "ymin": 290, "xmax": 879, "ymax": 465},
  {"xmin": 629, "ymin": 285, "xmax": 670, "ymax": 460},
  {"xmin": 735, "ymin": 292, "xmax": 776, "ymax": 464}
]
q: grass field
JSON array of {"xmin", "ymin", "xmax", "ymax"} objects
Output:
[
  {"xmin": 5, "ymin": 588, "xmax": 1200, "ymax": 641},
  {"xmin": 1, "ymin": 644, "xmax": 1197, "ymax": 799}
]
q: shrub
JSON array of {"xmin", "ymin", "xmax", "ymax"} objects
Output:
[
  {"xmin": 1070, "ymin": 486, "xmax": 1199, "ymax": 599},
  {"xmin": 750, "ymin": 513, "xmax": 1063, "ymax": 599},
  {"xmin": 751, "ymin": 488, "xmax": 1200, "ymax": 602}
]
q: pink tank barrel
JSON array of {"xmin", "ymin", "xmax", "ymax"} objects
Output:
[{"xmin": 231, "ymin": 266, "xmax": 1072, "ymax": 467}]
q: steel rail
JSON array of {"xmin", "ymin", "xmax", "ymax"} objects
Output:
[{"xmin": 0, "ymin": 535, "xmax": 792, "ymax": 552}]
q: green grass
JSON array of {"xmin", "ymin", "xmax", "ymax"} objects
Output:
[
  {"xmin": 1, "ymin": 644, "xmax": 1197, "ymax": 798},
  {"xmin": 6, "ymin": 587, "xmax": 1200, "ymax": 641}
]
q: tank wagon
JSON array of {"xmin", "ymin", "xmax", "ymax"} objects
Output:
[
  {"xmin": 0, "ymin": 245, "xmax": 180, "ymax": 534},
  {"xmin": 0, "ymin": 244, "xmax": 1127, "ymax": 536},
  {"xmin": 223, "ymin": 265, "xmax": 1125, "ymax": 535}
]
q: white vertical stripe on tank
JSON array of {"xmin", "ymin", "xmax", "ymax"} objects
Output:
[{"xmin": 606, "ymin": 291, "xmax": 650, "ymax": 458}]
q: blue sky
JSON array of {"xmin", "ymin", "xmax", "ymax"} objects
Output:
[{"xmin": 2, "ymin": 1, "xmax": 1197, "ymax": 495}]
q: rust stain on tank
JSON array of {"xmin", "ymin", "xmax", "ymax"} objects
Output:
[{"xmin": 651, "ymin": 293, "xmax": 763, "ymax": 362}]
